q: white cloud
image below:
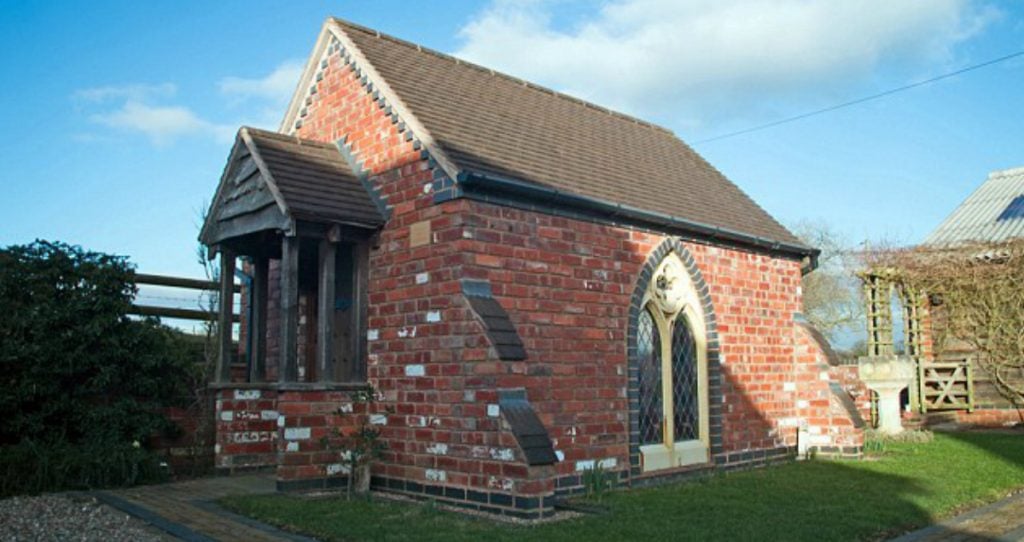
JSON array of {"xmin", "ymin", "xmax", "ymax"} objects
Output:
[
  {"xmin": 74, "ymin": 83, "xmax": 178, "ymax": 103},
  {"xmin": 73, "ymin": 59, "xmax": 304, "ymax": 147},
  {"xmin": 454, "ymin": 0, "xmax": 998, "ymax": 126},
  {"xmin": 218, "ymin": 60, "xmax": 304, "ymax": 106},
  {"xmin": 90, "ymin": 101, "xmax": 234, "ymax": 146}
]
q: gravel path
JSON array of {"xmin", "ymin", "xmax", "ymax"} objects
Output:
[{"xmin": 0, "ymin": 493, "xmax": 172, "ymax": 542}]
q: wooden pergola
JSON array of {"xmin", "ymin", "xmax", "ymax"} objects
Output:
[
  {"xmin": 859, "ymin": 268, "xmax": 973, "ymax": 413},
  {"xmin": 199, "ymin": 127, "xmax": 384, "ymax": 385}
]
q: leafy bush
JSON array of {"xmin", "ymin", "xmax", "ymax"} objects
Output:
[{"xmin": 0, "ymin": 240, "xmax": 199, "ymax": 496}]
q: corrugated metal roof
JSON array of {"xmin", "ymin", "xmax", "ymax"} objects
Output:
[{"xmin": 924, "ymin": 166, "xmax": 1024, "ymax": 246}]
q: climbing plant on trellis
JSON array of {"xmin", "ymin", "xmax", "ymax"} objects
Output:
[{"xmin": 862, "ymin": 239, "xmax": 1024, "ymax": 408}]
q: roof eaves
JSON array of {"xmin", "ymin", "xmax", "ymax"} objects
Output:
[
  {"xmin": 287, "ymin": 210, "xmax": 383, "ymax": 230},
  {"xmin": 457, "ymin": 169, "xmax": 819, "ymax": 262}
]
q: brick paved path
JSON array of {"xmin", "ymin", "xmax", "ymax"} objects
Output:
[
  {"xmin": 891, "ymin": 491, "xmax": 1024, "ymax": 542},
  {"xmin": 93, "ymin": 474, "xmax": 317, "ymax": 542}
]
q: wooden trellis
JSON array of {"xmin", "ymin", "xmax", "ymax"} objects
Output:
[
  {"xmin": 863, "ymin": 274, "xmax": 894, "ymax": 357},
  {"xmin": 860, "ymin": 270, "xmax": 975, "ymax": 415},
  {"xmin": 862, "ymin": 273, "xmax": 891, "ymax": 425},
  {"xmin": 901, "ymin": 287, "xmax": 925, "ymax": 412}
]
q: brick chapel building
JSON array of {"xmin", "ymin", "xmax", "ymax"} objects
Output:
[{"xmin": 200, "ymin": 18, "xmax": 863, "ymax": 518}]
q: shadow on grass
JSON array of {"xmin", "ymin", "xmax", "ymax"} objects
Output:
[
  {"xmin": 939, "ymin": 426, "xmax": 1024, "ymax": 470},
  {"xmin": 221, "ymin": 459, "xmax": 953, "ymax": 542},
  {"xmin": 540, "ymin": 460, "xmax": 932, "ymax": 542},
  {"xmin": 221, "ymin": 428, "xmax": 1024, "ymax": 542}
]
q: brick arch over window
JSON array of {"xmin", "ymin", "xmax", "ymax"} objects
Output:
[{"xmin": 626, "ymin": 238, "xmax": 723, "ymax": 475}]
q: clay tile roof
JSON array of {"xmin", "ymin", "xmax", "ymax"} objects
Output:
[
  {"xmin": 245, "ymin": 127, "xmax": 384, "ymax": 228},
  {"xmin": 332, "ymin": 19, "xmax": 805, "ymax": 250},
  {"xmin": 200, "ymin": 126, "xmax": 384, "ymax": 246}
]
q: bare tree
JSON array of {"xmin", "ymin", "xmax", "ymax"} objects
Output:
[{"xmin": 791, "ymin": 220, "xmax": 864, "ymax": 344}]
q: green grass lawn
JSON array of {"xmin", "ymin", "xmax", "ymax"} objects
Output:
[{"xmin": 220, "ymin": 432, "xmax": 1024, "ymax": 541}]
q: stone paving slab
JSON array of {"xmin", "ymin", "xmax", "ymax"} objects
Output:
[
  {"xmin": 890, "ymin": 491, "xmax": 1024, "ymax": 542},
  {"xmin": 93, "ymin": 474, "xmax": 318, "ymax": 542}
]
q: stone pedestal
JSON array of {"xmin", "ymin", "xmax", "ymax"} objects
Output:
[{"xmin": 857, "ymin": 355, "xmax": 915, "ymax": 435}]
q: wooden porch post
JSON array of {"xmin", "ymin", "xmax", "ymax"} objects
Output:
[
  {"xmin": 216, "ymin": 249, "xmax": 236, "ymax": 383},
  {"xmin": 249, "ymin": 256, "xmax": 269, "ymax": 382},
  {"xmin": 279, "ymin": 236, "xmax": 299, "ymax": 382},
  {"xmin": 317, "ymin": 240, "xmax": 337, "ymax": 382},
  {"xmin": 354, "ymin": 242, "xmax": 370, "ymax": 382}
]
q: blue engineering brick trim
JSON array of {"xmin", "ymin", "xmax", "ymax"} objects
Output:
[
  {"xmin": 368, "ymin": 476, "xmax": 556, "ymax": 520},
  {"xmin": 461, "ymin": 279, "xmax": 527, "ymax": 361},
  {"xmin": 553, "ymin": 444, "xmax": 797, "ymax": 496},
  {"xmin": 276, "ymin": 475, "xmax": 351, "ymax": 493},
  {"xmin": 497, "ymin": 388, "xmax": 558, "ymax": 465}
]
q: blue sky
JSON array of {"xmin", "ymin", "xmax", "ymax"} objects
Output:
[{"xmin": 2, "ymin": 0, "xmax": 1022, "ymax": 284}]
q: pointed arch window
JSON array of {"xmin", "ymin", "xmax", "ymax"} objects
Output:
[
  {"xmin": 636, "ymin": 251, "xmax": 710, "ymax": 471},
  {"xmin": 637, "ymin": 308, "xmax": 663, "ymax": 445}
]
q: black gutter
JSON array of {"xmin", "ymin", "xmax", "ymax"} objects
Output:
[{"xmin": 456, "ymin": 171, "xmax": 820, "ymax": 271}]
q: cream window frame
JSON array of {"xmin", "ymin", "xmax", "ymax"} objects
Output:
[{"xmin": 639, "ymin": 252, "xmax": 710, "ymax": 472}]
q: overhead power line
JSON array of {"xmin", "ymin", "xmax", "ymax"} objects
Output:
[{"xmin": 692, "ymin": 49, "xmax": 1024, "ymax": 145}]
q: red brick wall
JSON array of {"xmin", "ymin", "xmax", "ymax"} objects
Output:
[
  {"xmin": 701, "ymin": 243, "xmax": 803, "ymax": 455},
  {"xmin": 151, "ymin": 401, "xmax": 216, "ymax": 476},
  {"xmin": 954, "ymin": 409, "xmax": 1023, "ymax": 427},
  {"xmin": 831, "ymin": 365, "xmax": 873, "ymax": 424},
  {"xmin": 276, "ymin": 390, "xmax": 366, "ymax": 489},
  {"xmin": 453, "ymin": 204, "xmax": 810, "ymax": 479},
  {"xmin": 215, "ymin": 389, "xmax": 278, "ymax": 472},
  {"xmin": 792, "ymin": 326, "xmax": 864, "ymax": 454}
]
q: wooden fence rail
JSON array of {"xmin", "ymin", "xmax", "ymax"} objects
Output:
[
  {"xmin": 135, "ymin": 273, "xmax": 238, "ymax": 292},
  {"xmin": 130, "ymin": 272, "xmax": 240, "ymax": 323}
]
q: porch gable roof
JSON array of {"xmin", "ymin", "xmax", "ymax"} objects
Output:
[{"xmin": 200, "ymin": 126, "xmax": 385, "ymax": 246}]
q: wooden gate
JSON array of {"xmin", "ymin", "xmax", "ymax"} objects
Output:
[{"xmin": 918, "ymin": 358, "xmax": 974, "ymax": 412}]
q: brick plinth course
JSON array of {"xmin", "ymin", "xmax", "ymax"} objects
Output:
[{"xmin": 951, "ymin": 409, "xmax": 1023, "ymax": 427}]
